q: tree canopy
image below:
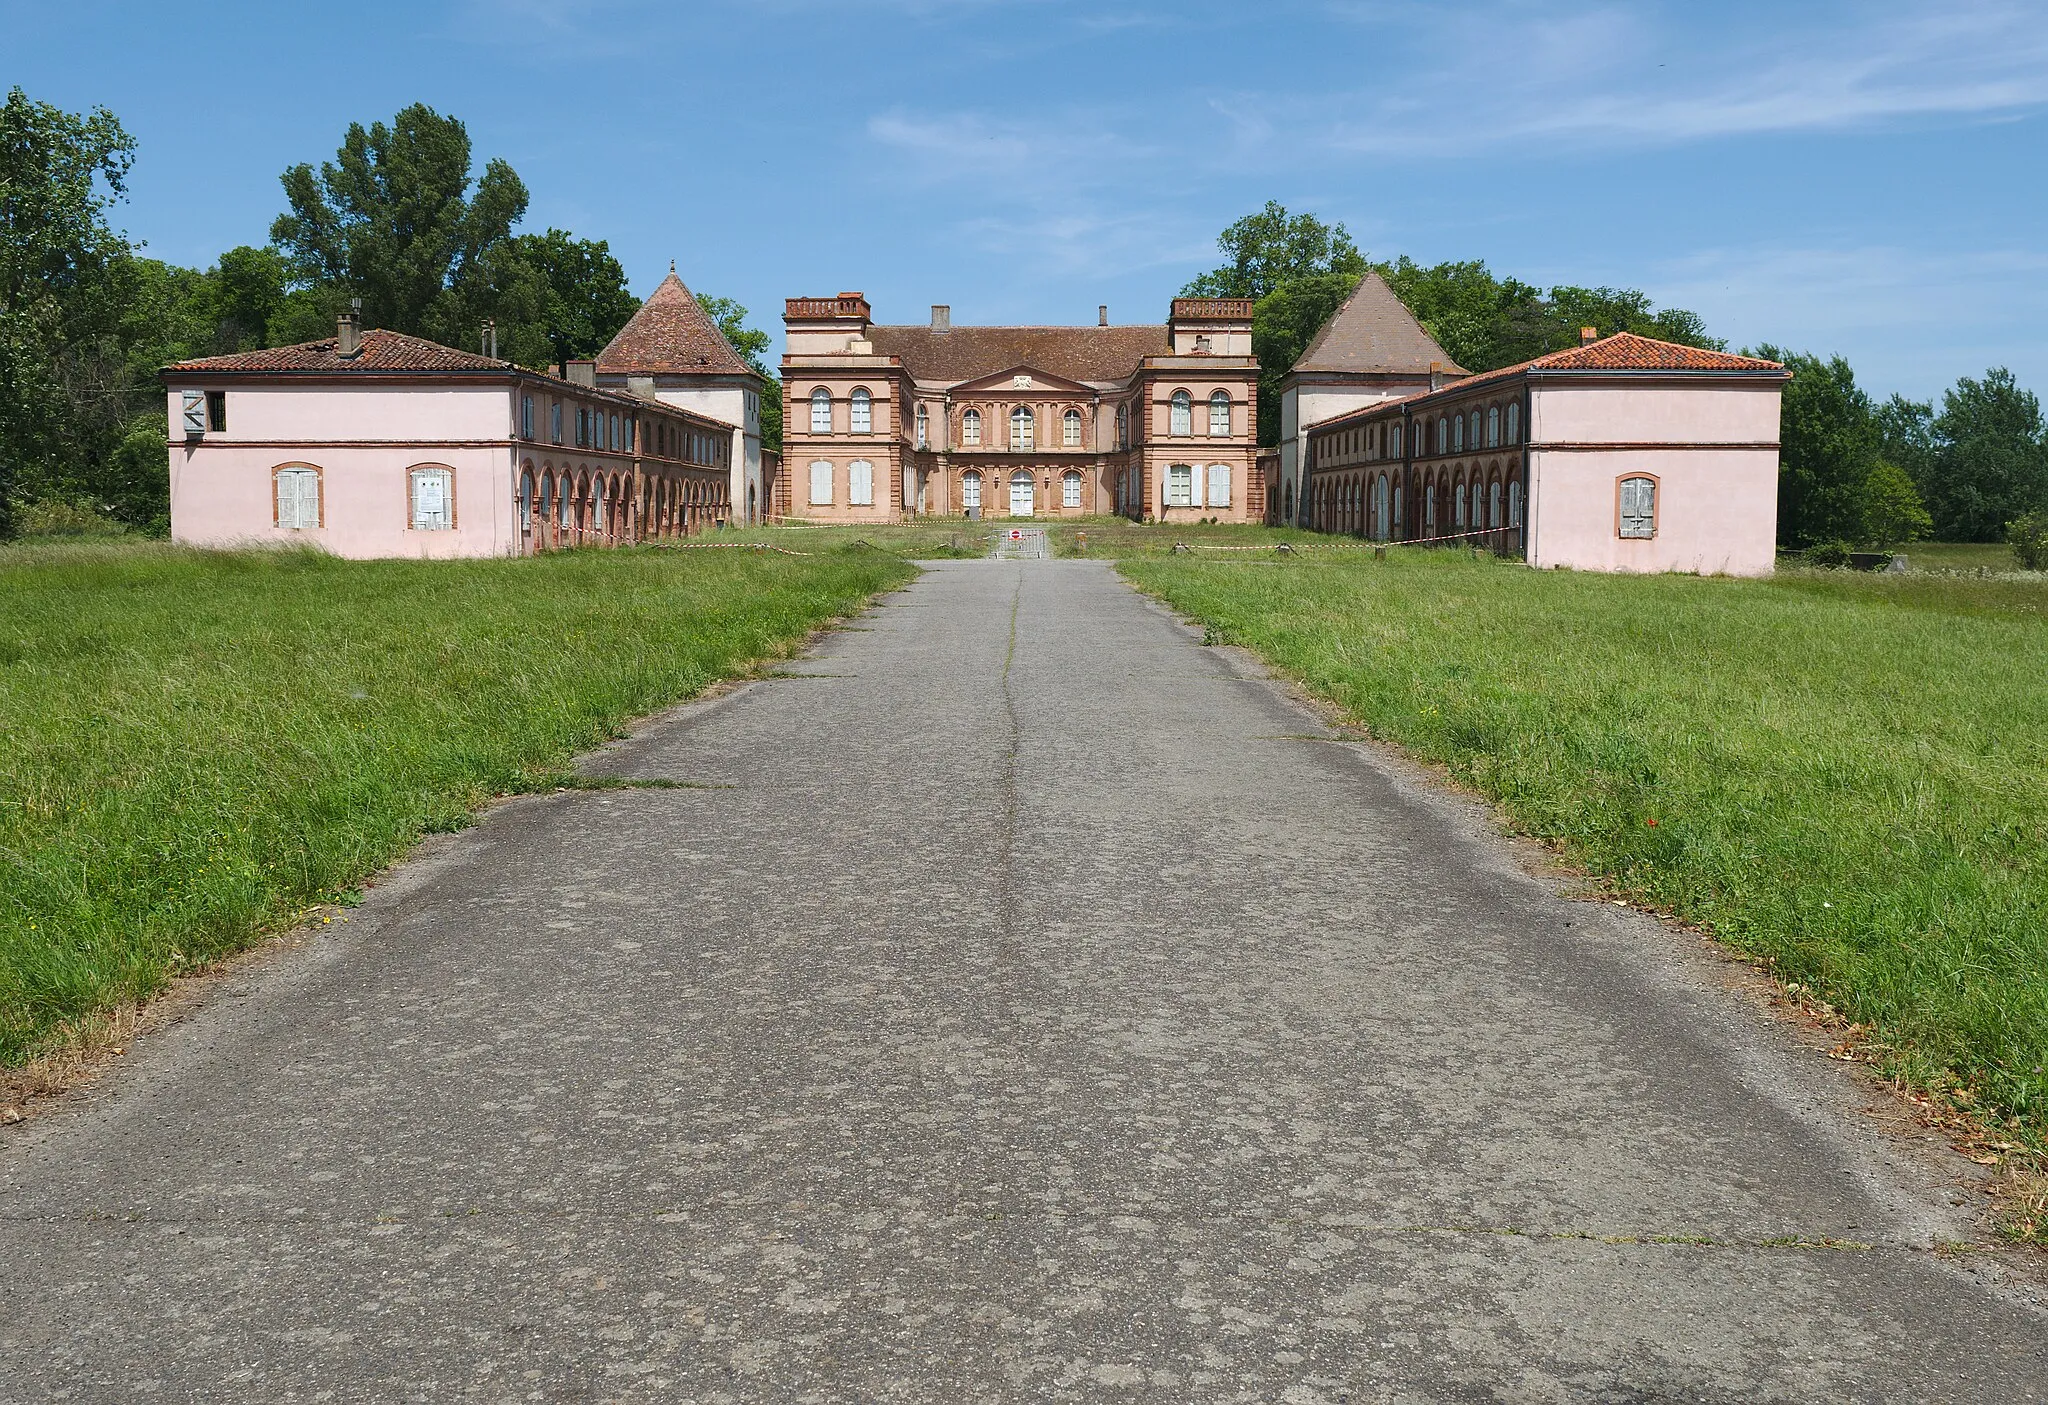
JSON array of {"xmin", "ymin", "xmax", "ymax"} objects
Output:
[{"xmin": 697, "ymin": 293, "xmax": 780, "ymax": 453}]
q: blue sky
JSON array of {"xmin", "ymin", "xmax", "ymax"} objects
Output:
[{"xmin": 9, "ymin": 0, "xmax": 2047, "ymax": 401}]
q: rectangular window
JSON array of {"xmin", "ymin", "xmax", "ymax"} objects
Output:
[
  {"xmin": 521, "ymin": 395, "xmax": 534, "ymax": 439},
  {"xmin": 808, "ymin": 460, "xmax": 833, "ymax": 505},
  {"xmin": 1165, "ymin": 464, "xmax": 1194, "ymax": 507},
  {"xmin": 1062, "ymin": 473, "xmax": 1082, "ymax": 508},
  {"xmin": 411, "ymin": 467, "xmax": 454, "ymax": 530},
  {"xmin": 1207, "ymin": 464, "xmax": 1232, "ymax": 507},
  {"xmin": 1619, "ymin": 476, "xmax": 1657, "ymax": 538},
  {"xmin": 849, "ymin": 460, "xmax": 874, "ymax": 505},
  {"xmin": 276, "ymin": 468, "xmax": 320, "ymax": 529},
  {"xmin": 205, "ymin": 391, "xmax": 227, "ymax": 432},
  {"xmin": 550, "ymin": 403, "xmax": 563, "ymax": 445}
]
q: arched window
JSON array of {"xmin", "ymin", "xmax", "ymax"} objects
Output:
[
  {"xmin": 590, "ymin": 481, "xmax": 605, "ymax": 535},
  {"xmin": 1209, "ymin": 390, "xmax": 1231, "ymax": 436},
  {"xmin": 1490, "ymin": 480, "xmax": 1502, "ymax": 528},
  {"xmin": 808, "ymin": 460, "xmax": 833, "ymax": 506},
  {"xmin": 1506, "ymin": 403, "xmax": 1520, "ymax": 444},
  {"xmin": 1393, "ymin": 478, "xmax": 1403, "ymax": 540},
  {"xmin": 1391, "ymin": 422, "xmax": 1403, "ymax": 457},
  {"xmin": 1170, "ymin": 391, "xmax": 1192, "ymax": 436},
  {"xmin": 273, "ymin": 465, "xmax": 322, "ymax": 530},
  {"xmin": 1454, "ymin": 414, "xmax": 1465, "ymax": 452},
  {"xmin": 849, "ymin": 460, "xmax": 874, "ymax": 506},
  {"xmin": 1436, "ymin": 417, "xmax": 1448, "ymax": 454},
  {"xmin": 1423, "ymin": 476, "xmax": 1437, "ymax": 531},
  {"xmin": 916, "ymin": 404, "xmax": 929, "ymax": 449},
  {"xmin": 1064, "ymin": 408, "xmax": 1082, "ymax": 447},
  {"xmin": 1116, "ymin": 404, "xmax": 1129, "ymax": 448},
  {"xmin": 1010, "ymin": 405, "xmax": 1034, "ymax": 450},
  {"xmin": 1455, "ymin": 481, "xmax": 1467, "ymax": 528},
  {"xmin": 850, "ymin": 387, "xmax": 872, "ymax": 434},
  {"xmin": 518, "ymin": 468, "xmax": 535, "ymax": 533},
  {"xmin": 1283, "ymin": 480, "xmax": 1294, "ymax": 522},
  {"xmin": 1486, "ymin": 406, "xmax": 1499, "ymax": 448},
  {"xmin": 961, "ymin": 470, "xmax": 982, "ymax": 511},
  {"xmin": 1206, "ymin": 464, "xmax": 1231, "ymax": 508},
  {"xmin": 409, "ymin": 465, "xmax": 454, "ymax": 531},
  {"xmin": 1166, "ymin": 463, "xmax": 1195, "ymax": 506},
  {"xmin": 962, "ymin": 409, "xmax": 982, "ymax": 446},
  {"xmin": 810, "ymin": 388, "xmax": 831, "ymax": 434},
  {"xmin": 1509, "ymin": 478, "xmax": 1524, "ymax": 528},
  {"xmin": 1619, "ymin": 475, "xmax": 1657, "ymax": 538},
  {"xmin": 1062, "ymin": 470, "xmax": 1083, "ymax": 508}
]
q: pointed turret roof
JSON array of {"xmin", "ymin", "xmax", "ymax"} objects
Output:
[
  {"xmin": 596, "ymin": 269, "xmax": 758, "ymax": 379},
  {"xmin": 1290, "ymin": 271, "xmax": 1465, "ymax": 377}
]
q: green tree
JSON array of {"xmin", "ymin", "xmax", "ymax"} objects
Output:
[
  {"xmin": 270, "ymin": 103, "xmax": 527, "ymax": 338},
  {"xmin": 444, "ymin": 229, "xmax": 637, "ymax": 368},
  {"xmin": 0, "ymin": 87, "xmax": 136, "ymax": 536},
  {"xmin": 1859, "ymin": 460, "xmax": 1933, "ymax": 548},
  {"xmin": 698, "ymin": 293, "xmax": 779, "ymax": 453},
  {"xmin": 1875, "ymin": 393, "xmax": 1936, "ymax": 494},
  {"xmin": 1754, "ymin": 346, "xmax": 1879, "ymax": 549},
  {"xmin": 1924, "ymin": 369, "xmax": 2048, "ymax": 541},
  {"xmin": 212, "ymin": 244, "xmax": 290, "ymax": 350},
  {"xmin": 1248, "ymin": 273, "xmax": 1361, "ymax": 445},
  {"xmin": 1181, "ymin": 201, "xmax": 1368, "ymax": 301}
]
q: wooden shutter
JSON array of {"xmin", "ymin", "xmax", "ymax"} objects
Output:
[
  {"xmin": 850, "ymin": 461, "xmax": 872, "ymax": 505},
  {"xmin": 299, "ymin": 471, "xmax": 321, "ymax": 528},
  {"xmin": 809, "ymin": 460, "xmax": 832, "ymax": 505},
  {"xmin": 1207, "ymin": 464, "xmax": 1231, "ymax": 507},
  {"xmin": 180, "ymin": 391, "xmax": 206, "ymax": 436}
]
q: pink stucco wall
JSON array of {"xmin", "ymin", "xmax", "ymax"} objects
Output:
[{"xmin": 1525, "ymin": 382, "xmax": 1780, "ymax": 576}]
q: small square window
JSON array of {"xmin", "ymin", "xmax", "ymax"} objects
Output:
[{"xmin": 205, "ymin": 391, "xmax": 227, "ymax": 433}]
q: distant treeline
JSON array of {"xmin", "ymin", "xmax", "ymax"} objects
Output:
[
  {"xmin": 0, "ymin": 92, "xmax": 774, "ymax": 537},
  {"xmin": 1183, "ymin": 203, "xmax": 2048, "ymax": 550}
]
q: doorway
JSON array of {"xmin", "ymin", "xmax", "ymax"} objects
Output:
[{"xmin": 1009, "ymin": 469, "xmax": 1034, "ymax": 517}]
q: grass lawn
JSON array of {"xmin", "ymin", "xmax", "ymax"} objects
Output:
[
  {"xmin": 0, "ymin": 540, "xmax": 913, "ymax": 1065},
  {"xmin": 1895, "ymin": 541, "xmax": 2030, "ymax": 573},
  {"xmin": 735, "ymin": 521, "xmax": 989, "ymax": 557},
  {"xmin": 1121, "ymin": 546, "xmax": 2048, "ymax": 1142}
]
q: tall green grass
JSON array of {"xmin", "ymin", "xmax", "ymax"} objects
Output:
[
  {"xmin": 0, "ymin": 541, "xmax": 913, "ymax": 1063},
  {"xmin": 1122, "ymin": 550, "xmax": 2048, "ymax": 1135}
]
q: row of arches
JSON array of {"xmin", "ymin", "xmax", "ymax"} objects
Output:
[
  {"xmin": 517, "ymin": 461, "xmax": 728, "ymax": 552},
  {"xmin": 1309, "ymin": 460, "xmax": 1526, "ymax": 551}
]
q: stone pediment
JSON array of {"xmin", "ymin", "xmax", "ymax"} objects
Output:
[{"xmin": 949, "ymin": 364, "xmax": 1096, "ymax": 397}]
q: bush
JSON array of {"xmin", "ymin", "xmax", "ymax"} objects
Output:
[
  {"xmin": 11, "ymin": 498, "xmax": 133, "ymax": 539},
  {"xmin": 1802, "ymin": 539, "xmax": 1853, "ymax": 568},
  {"xmin": 2010, "ymin": 511, "xmax": 2048, "ymax": 571}
]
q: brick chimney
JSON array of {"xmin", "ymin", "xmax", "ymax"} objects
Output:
[
  {"xmin": 336, "ymin": 311, "xmax": 361, "ymax": 359},
  {"xmin": 1429, "ymin": 360, "xmax": 1442, "ymax": 392},
  {"xmin": 1099, "ymin": 304, "xmax": 1108, "ymax": 326},
  {"xmin": 564, "ymin": 359, "xmax": 597, "ymax": 387},
  {"xmin": 1580, "ymin": 326, "xmax": 1598, "ymax": 346},
  {"xmin": 931, "ymin": 304, "xmax": 950, "ymax": 332}
]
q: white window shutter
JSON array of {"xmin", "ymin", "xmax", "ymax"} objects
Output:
[
  {"xmin": 809, "ymin": 460, "xmax": 833, "ymax": 505},
  {"xmin": 299, "ymin": 471, "xmax": 320, "ymax": 528},
  {"xmin": 1208, "ymin": 464, "xmax": 1231, "ymax": 507},
  {"xmin": 850, "ymin": 461, "xmax": 873, "ymax": 505},
  {"xmin": 181, "ymin": 391, "xmax": 206, "ymax": 436},
  {"xmin": 276, "ymin": 471, "xmax": 292, "ymax": 527}
]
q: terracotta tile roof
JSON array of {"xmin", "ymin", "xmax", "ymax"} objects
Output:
[
  {"xmin": 164, "ymin": 328, "xmax": 511, "ymax": 374},
  {"xmin": 864, "ymin": 324, "xmax": 1171, "ymax": 387},
  {"xmin": 1291, "ymin": 271, "xmax": 1465, "ymax": 376},
  {"xmin": 1306, "ymin": 333, "xmax": 1788, "ymax": 433},
  {"xmin": 595, "ymin": 270, "xmax": 758, "ymax": 378}
]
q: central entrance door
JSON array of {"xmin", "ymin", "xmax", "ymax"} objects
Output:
[{"xmin": 1009, "ymin": 469, "xmax": 1034, "ymax": 517}]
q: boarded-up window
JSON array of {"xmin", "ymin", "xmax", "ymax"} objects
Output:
[
  {"xmin": 410, "ymin": 467, "xmax": 453, "ymax": 530},
  {"xmin": 275, "ymin": 467, "xmax": 320, "ymax": 529},
  {"xmin": 1619, "ymin": 476, "xmax": 1656, "ymax": 538},
  {"xmin": 1207, "ymin": 464, "xmax": 1231, "ymax": 507},
  {"xmin": 180, "ymin": 391, "xmax": 206, "ymax": 436},
  {"xmin": 849, "ymin": 460, "xmax": 874, "ymax": 505},
  {"xmin": 1166, "ymin": 464, "xmax": 1194, "ymax": 507},
  {"xmin": 809, "ymin": 460, "xmax": 833, "ymax": 505}
]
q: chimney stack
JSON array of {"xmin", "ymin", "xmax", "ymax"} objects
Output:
[
  {"xmin": 1099, "ymin": 304, "xmax": 1109, "ymax": 326},
  {"xmin": 1429, "ymin": 360, "xmax": 1442, "ymax": 392},
  {"xmin": 931, "ymin": 304, "xmax": 950, "ymax": 332},
  {"xmin": 1580, "ymin": 326, "xmax": 1598, "ymax": 346},
  {"xmin": 565, "ymin": 359, "xmax": 597, "ymax": 387},
  {"xmin": 337, "ymin": 310, "xmax": 362, "ymax": 359}
]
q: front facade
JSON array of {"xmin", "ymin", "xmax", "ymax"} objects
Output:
[
  {"xmin": 779, "ymin": 296, "xmax": 1261, "ymax": 523},
  {"xmin": 164, "ymin": 320, "xmax": 733, "ymax": 559},
  {"xmin": 595, "ymin": 267, "xmax": 770, "ymax": 523},
  {"xmin": 1302, "ymin": 332, "xmax": 1788, "ymax": 575}
]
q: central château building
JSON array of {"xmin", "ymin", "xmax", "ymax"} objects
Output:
[{"xmin": 778, "ymin": 295, "xmax": 1261, "ymax": 522}]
